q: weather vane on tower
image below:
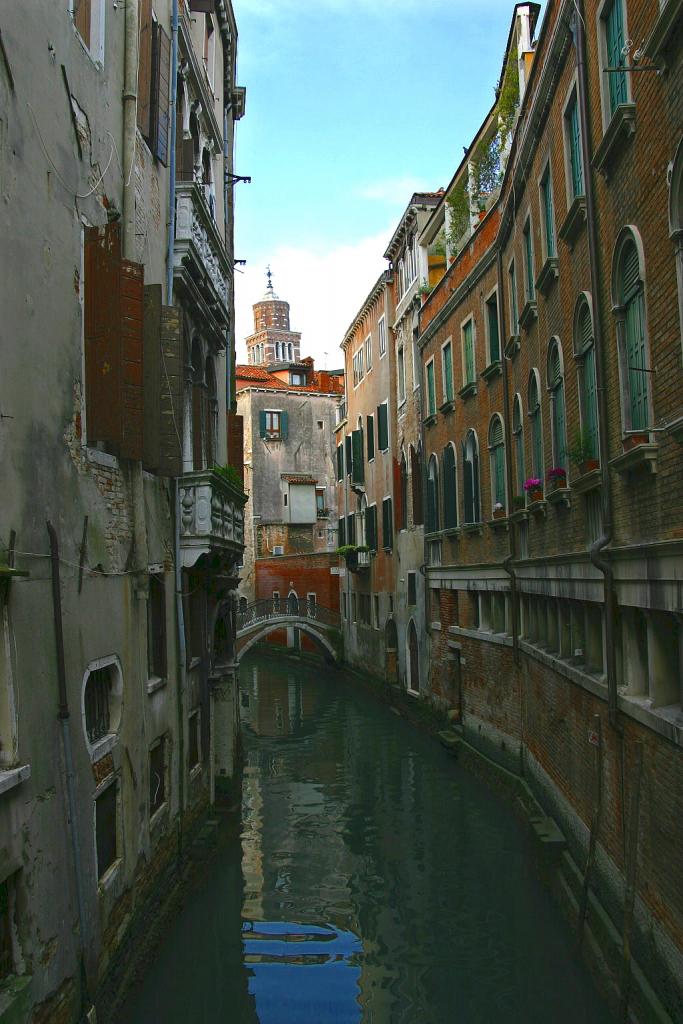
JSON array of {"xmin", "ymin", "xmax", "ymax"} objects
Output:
[{"xmin": 266, "ymin": 264, "xmax": 274, "ymax": 292}]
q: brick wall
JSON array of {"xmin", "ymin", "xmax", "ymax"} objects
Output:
[{"xmin": 256, "ymin": 552, "xmax": 340, "ymax": 611}]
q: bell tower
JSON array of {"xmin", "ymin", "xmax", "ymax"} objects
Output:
[{"xmin": 245, "ymin": 267, "xmax": 302, "ymax": 366}]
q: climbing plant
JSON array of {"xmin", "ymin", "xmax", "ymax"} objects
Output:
[{"xmin": 498, "ymin": 51, "xmax": 520, "ymax": 147}]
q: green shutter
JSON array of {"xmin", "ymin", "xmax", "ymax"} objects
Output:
[
  {"xmin": 366, "ymin": 505, "xmax": 377, "ymax": 551},
  {"xmin": 515, "ymin": 430, "xmax": 525, "ymax": 496},
  {"xmin": 352, "ymin": 430, "xmax": 364, "ymax": 484},
  {"xmin": 487, "ymin": 297, "xmax": 500, "ymax": 363},
  {"xmin": 463, "ymin": 322, "xmax": 474, "ymax": 384},
  {"xmin": 463, "ymin": 443, "xmax": 474, "ymax": 524},
  {"xmin": 444, "ymin": 343, "xmax": 453, "ymax": 402},
  {"xmin": 382, "ymin": 498, "xmax": 393, "ymax": 549},
  {"xmin": 472, "ymin": 444, "xmax": 480, "ymax": 522},
  {"xmin": 366, "ymin": 414, "xmax": 375, "ymax": 461},
  {"xmin": 532, "ymin": 409, "xmax": 543, "ymax": 477},
  {"xmin": 542, "ymin": 173, "xmax": 556, "ymax": 258},
  {"xmin": 259, "ymin": 410, "xmax": 267, "ymax": 438},
  {"xmin": 443, "ymin": 445, "xmax": 457, "ymax": 528},
  {"xmin": 626, "ymin": 292, "xmax": 648, "ymax": 430},
  {"xmin": 426, "ymin": 362, "xmax": 436, "ymax": 414},
  {"xmin": 582, "ymin": 346, "xmax": 598, "ymax": 458},
  {"xmin": 606, "ymin": 0, "xmax": 627, "ymax": 115},
  {"xmin": 336, "ymin": 444, "xmax": 344, "ymax": 481},
  {"xmin": 280, "ymin": 411, "xmax": 288, "ymax": 439},
  {"xmin": 338, "ymin": 517, "xmax": 346, "ymax": 546},
  {"xmin": 495, "ymin": 445, "xmax": 505, "ymax": 505},
  {"xmin": 345, "ymin": 435, "xmax": 352, "ymax": 474},
  {"xmin": 524, "ymin": 223, "xmax": 535, "ymax": 300},
  {"xmin": 377, "ymin": 403, "xmax": 389, "ymax": 451},
  {"xmin": 552, "ymin": 383, "xmax": 567, "ymax": 468},
  {"xmin": 347, "ymin": 514, "xmax": 355, "ymax": 545},
  {"xmin": 568, "ymin": 96, "xmax": 584, "ymax": 199},
  {"xmin": 510, "ymin": 262, "xmax": 519, "ymax": 333},
  {"xmin": 620, "ymin": 242, "xmax": 640, "ymax": 303}
]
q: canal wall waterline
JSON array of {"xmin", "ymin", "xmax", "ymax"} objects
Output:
[{"xmin": 248, "ymin": 643, "xmax": 676, "ymax": 1024}]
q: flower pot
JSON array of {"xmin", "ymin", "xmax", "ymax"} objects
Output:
[
  {"xmin": 527, "ymin": 489, "xmax": 543, "ymax": 504},
  {"xmin": 493, "ymin": 508, "xmax": 506, "ymax": 520},
  {"xmin": 579, "ymin": 458, "xmax": 599, "ymax": 475},
  {"xmin": 623, "ymin": 432, "xmax": 649, "ymax": 451}
]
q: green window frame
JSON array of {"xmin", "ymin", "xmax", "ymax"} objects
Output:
[
  {"xmin": 523, "ymin": 220, "xmax": 535, "ymax": 301},
  {"xmin": 382, "ymin": 497, "xmax": 393, "ymax": 550},
  {"xmin": 377, "ymin": 402, "xmax": 389, "ymax": 451},
  {"xmin": 575, "ymin": 301, "xmax": 598, "ymax": 459},
  {"xmin": 426, "ymin": 455, "xmax": 440, "ymax": 533},
  {"xmin": 426, "ymin": 361, "xmax": 436, "ymax": 415},
  {"xmin": 566, "ymin": 93, "xmax": 584, "ymax": 200},
  {"xmin": 605, "ymin": 0, "xmax": 627, "ymax": 117},
  {"xmin": 366, "ymin": 414, "xmax": 375, "ymax": 461},
  {"xmin": 547, "ymin": 341, "xmax": 567, "ymax": 469},
  {"xmin": 540, "ymin": 169, "xmax": 556, "ymax": 259},
  {"xmin": 512, "ymin": 395, "xmax": 525, "ymax": 496},
  {"xmin": 442, "ymin": 342, "xmax": 454, "ymax": 402},
  {"xmin": 486, "ymin": 294, "xmax": 500, "ymax": 363},
  {"xmin": 462, "ymin": 320, "xmax": 475, "ymax": 385},
  {"xmin": 621, "ymin": 242, "xmax": 648, "ymax": 430},
  {"xmin": 462, "ymin": 430, "xmax": 480, "ymax": 525},
  {"xmin": 488, "ymin": 416, "xmax": 506, "ymax": 509}
]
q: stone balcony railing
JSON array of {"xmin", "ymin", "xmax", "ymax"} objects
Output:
[
  {"xmin": 178, "ymin": 469, "xmax": 247, "ymax": 568},
  {"xmin": 174, "ymin": 181, "xmax": 231, "ymax": 328}
]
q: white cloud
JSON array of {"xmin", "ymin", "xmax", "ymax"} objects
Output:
[
  {"xmin": 234, "ymin": 229, "xmax": 392, "ymax": 370},
  {"xmin": 356, "ymin": 176, "xmax": 436, "ymax": 205}
]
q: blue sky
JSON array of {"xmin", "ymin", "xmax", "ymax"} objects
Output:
[{"xmin": 232, "ymin": 0, "xmax": 538, "ymax": 367}]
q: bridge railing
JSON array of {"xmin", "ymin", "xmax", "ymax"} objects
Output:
[{"xmin": 237, "ymin": 599, "xmax": 341, "ymax": 632}]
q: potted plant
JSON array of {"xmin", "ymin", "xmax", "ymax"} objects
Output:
[
  {"xmin": 418, "ymin": 279, "xmax": 432, "ymax": 303},
  {"xmin": 546, "ymin": 467, "xmax": 567, "ymax": 491},
  {"xmin": 569, "ymin": 431, "xmax": 599, "ymax": 476},
  {"xmin": 523, "ymin": 477, "xmax": 543, "ymax": 503},
  {"xmin": 512, "ymin": 495, "xmax": 526, "ymax": 511},
  {"xmin": 493, "ymin": 501, "xmax": 506, "ymax": 519},
  {"xmin": 623, "ymin": 431, "xmax": 649, "ymax": 452}
]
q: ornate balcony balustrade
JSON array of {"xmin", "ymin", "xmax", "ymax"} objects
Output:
[
  {"xmin": 178, "ymin": 469, "xmax": 247, "ymax": 568},
  {"xmin": 174, "ymin": 182, "xmax": 232, "ymax": 341}
]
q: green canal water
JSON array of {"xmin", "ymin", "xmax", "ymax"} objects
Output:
[{"xmin": 120, "ymin": 651, "xmax": 614, "ymax": 1023}]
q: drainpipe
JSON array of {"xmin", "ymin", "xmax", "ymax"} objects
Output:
[
  {"xmin": 497, "ymin": 248, "xmax": 520, "ymax": 668},
  {"xmin": 574, "ymin": 3, "xmax": 619, "ymax": 734},
  {"xmin": 47, "ymin": 521, "xmax": 91, "ymax": 1017},
  {"xmin": 167, "ymin": 0, "xmax": 187, "ymax": 839},
  {"xmin": 122, "ymin": 0, "xmax": 139, "ymax": 261}
]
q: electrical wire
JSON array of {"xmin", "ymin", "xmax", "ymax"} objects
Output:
[{"xmin": 28, "ymin": 103, "xmax": 115, "ymax": 199}]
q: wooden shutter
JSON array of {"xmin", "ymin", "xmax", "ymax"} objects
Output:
[
  {"xmin": 143, "ymin": 285, "xmax": 161, "ymax": 472},
  {"xmin": 338, "ymin": 518, "xmax": 346, "ymax": 546},
  {"xmin": 393, "ymin": 458, "xmax": 402, "ymax": 532},
  {"xmin": 377, "ymin": 403, "xmax": 388, "ymax": 451},
  {"xmin": 352, "ymin": 430, "xmax": 364, "ymax": 484},
  {"xmin": 345, "ymin": 435, "xmax": 352, "ymax": 475},
  {"xmin": 280, "ymin": 411, "xmax": 289, "ymax": 439},
  {"xmin": 84, "ymin": 224, "xmax": 122, "ymax": 448},
  {"xmin": 366, "ymin": 414, "xmax": 375, "ymax": 461},
  {"xmin": 259, "ymin": 410, "xmax": 267, "ymax": 438},
  {"xmin": 463, "ymin": 444, "xmax": 473, "ymax": 523},
  {"xmin": 158, "ymin": 304, "xmax": 184, "ymax": 477},
  {"xmin": 336, "ymin": 444, "xmax": 343, "ymax": 481},
  {"xmin": 119, "ymin": 260, "xmax": 144, "ymax": 460},
  {"xmin": 154, "ymin": 24, "xmax": 171, "ymax": 164},
  {"xmin": 411, "ymin": 447, "xmax": 423, "ymax": 526},
  {"xmin": 366, "ymin": 505, "xmax": 377, "ymax": 551},
  {"xmin": 137, "ymin": 0, "xmax": 153, "ymax": 137},
  {"xmin": 177, "ymin": 137, "xmax": 195, "ymax": 182},
  {"xmin": 382, "ymin": 498, "xmax": 393, "ymax": 550},
  {"xmin": 73, "ymin": 0, "xmax": 91, "ymax": 47},
  {"xmin": 228, "ymin": 412, "xmax": 244, "ymax": 483},
  {"xmin": 346, "ymin": 514, "xmax": 355, "ymax": 545}
]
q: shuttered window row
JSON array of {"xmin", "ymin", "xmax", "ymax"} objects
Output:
[
  {"xmin": 138, "ymin": 1, "xmax": 171, "ymax": 165},
  {"xmin": 382, "ymin": 498, "xmax": 393, "ymax": 551},
  {"xmin": 377, "ymin": 402, "xmax": 389, "ymax": 451}
]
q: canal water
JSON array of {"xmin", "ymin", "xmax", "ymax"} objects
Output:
[{"xmin": 121, "ymin": 651, "xmax": 613, "ymax": 1023}]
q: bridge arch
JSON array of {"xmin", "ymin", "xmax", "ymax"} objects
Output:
[{"xmin": 236, "ymin": 620, "xmax": 339, "ymax": 664}]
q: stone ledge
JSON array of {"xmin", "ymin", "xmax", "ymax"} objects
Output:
[
  {"xmin": 593, "ymin": 104, "xmax": 636, "ymax": 179},
  {"xmin": 458, "ymin": 381, "xmax": 477, "ymax": 400},
  {"xmin": 0, "ymin": 765, "xmax": 30, "ymax": 797},
  {"xmin": 505, "ymin": 333, "xmax": 521, "ymax": 358},
  {"xmin": 558, "ymin": 195, "xmax": 586, "ymax": 249},
  {"xmin": 519, "ymin": 299, "xmax": 538, "ymax": 331},
  {"xmin": 481, "ymin": 360, "xmax": 502, "ymax": 384},
  {"xmin": 571, "ymin": 468, "xmax": 602, "ymax": 494},
  {"xmin": 610, "ymin": 442, "xmax": 659, "ymax": 476},
  {"xmin": 535, "ymin": 255, "xmax": 559, "ymax": 296}
]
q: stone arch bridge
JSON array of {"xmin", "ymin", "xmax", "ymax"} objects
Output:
[{"xmin": 236, "ymin": 599, "xmax": 343, "ymax": 664}]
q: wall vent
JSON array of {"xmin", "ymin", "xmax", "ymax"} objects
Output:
[{"xmin": 272, "ymin": 545, "xmax": 284, "ymax": 556}]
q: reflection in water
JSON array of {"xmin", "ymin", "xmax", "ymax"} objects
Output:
[{"xmin": 120, "ymin": 652, "xmax": 614, "ymax": 1024}]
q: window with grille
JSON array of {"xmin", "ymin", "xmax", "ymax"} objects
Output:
[
  {"xmin": 149, "ymin": 737, "xmax": 166, "ymax": 817},
  {"xmin": 84, "ymin": 666, "xmax": 113, "ymax": 744},
  {"xmin": 95, "ymin": 782, "xmax": 118, "ymax": 880},
  {"xmin": 488, "ymin": 415, "xmax": 506, "ymax": 510},
  {"xmin": 547, "ymin": 340, "xmax": 567, "ymax": 469}
]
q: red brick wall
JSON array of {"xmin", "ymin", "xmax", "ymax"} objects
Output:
[{"xmin": 256, "ymin": 552, "xmax": 340, "ymax": 611}]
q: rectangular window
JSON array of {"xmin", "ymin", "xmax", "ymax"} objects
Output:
[
  {"xmin": 0, "ymin": 876, "xmax": 14, "ymax": 982},
  {"xmin": 523, "ymin": 220, "xmax": 535, "ymax": 301},
  {"xmin": 397, "ymin": 345, "xmax": 406, "ymax": 404},
  {"xmin": 566, "ymin": 92, "xmax": 584, "ymax": 200},
  {"xmin": 95, "ymin": 782, "xmax": 118, "ymax": 880},
  {"xmin": 353, "ymin": 347, "xmax": 365, "ymax": 386},
  {"xmin": 364, "ymin": 334, "xmax": 373, "ymax": 372},
  {"xmin": 338, "ymin": 517, "xmax": 346, "ymax": 546},
  {"xmin": 382, "ymin": 497, "xmax": 393, "ymax": 550},
  {"xmin": 462, "ymin": 320, "xmax": 475, "ymax": 385},
  {"xmin": 366, "ymin": 414, "xmax": 375, "ymax": 461},
  {"xmin": 188, "ymin": 710, "xmax": 200, "ymax": 770},
  {"xmin": 148, "ymin": 572, "xmax": 167, "ymax": 679},
  {"xmin": 260, "ymin": 410, "xmax": 286, "ymax": 439},
  {"xmin": 426, "ymin": 360, "xmax": 436, "ymax": 416},
  {"xmin": 346, "ymin": 513, "xmax": 356, "ymax": 545},
  {"xmin": 378, "ymin": 316, "xmax": 387, "ymax": 357},
  {"xmin": 486, "ymin": 294, "xmax": 500, "ymax": 363},
  {"xmin": 149, "ymin": 737, "xmax": 166, "ymax": 817},
  {"xmin": 351, "ymin": 430, "xmax": 365, "ymax": 485},
  {"xmin": 316, "ymin": 488, "xmax": 326, "ymax": 515},
  {"xmin": 408, "ymin": 571, "xmax": 417, "ymax": 606},
  {"xmin": 272, "ymin": 591, "xmax": 280, "ymax": 612},
  {"xmin": 605, "ymin": 0, "xmax": 627, "ymax": 117},
  {"xmin": 336, "ymin": 443, "xmax": 344, "ymax": 481},
  {"xmin": 509, "ymin": 260, "xmax": 519, "ymax": 334},
  {"xmin": 540, "ymin": 168, "xmax": 556, "ymax": 259},
  {"xmin": 85, "ymin": 666, "xmax": 112, "ymax": 744},
  {"xmin": 377, "ymin": 402, "xmax": 389, "ymax": 452},
  {"xmin": 442, "ymin": 342, "xmax": 454, "ymax": 402}
]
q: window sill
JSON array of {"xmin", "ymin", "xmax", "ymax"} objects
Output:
[
  {"xmin": 571, "ymin": 467, "xmax": 602, "ymax": 494},
  {"xmin": 461, "ymin": 523, "xmax": 484, "ymax": 536},
  {"xmin": 527, "ymin": 498, "xmax": 548, "ymax": 517},
  {"xmin": 438, "ymin": 399, "xmax": 456, "ymax": 414},
  {"xmin": 146, "ymin": 676, "xmax": 167, "ymax": 696},
  {"xmin": 642, "ymin": 0, "xmax": 683, "ymax": 68},
  {"xmin": 487, "ymin": 516, "xmax": 509, "ymax": 531},
  {"xmin": 263, "ymin": 434, "xmax": 283, "ymax": 442},
  {"xmin": 443, "ymin": 527, "xmax": 461, "ymax": 539},
  {"xmin": 89, "ymin": 733, "xmax": 117, "ymax": 764},
  {"xmin": 187, "ymin": 656, "xmax": 201, "ymax": 671},
  {"xmin": 98, "ymin": 857, "xmax": 123, "ymax": 895},
  {"xmin": 504, "ymin": 334, "xmax": 521, "ymax": 358},
  {"xmin": 535, "ymin": 256, "xmax": 559, "ymax": 296},
  {"xmin": 458, "ymin": 381, "xmax": 477, "ymax": 400},
  {"xmin": 0, "ymin": 764, "xmax": 30, "ymax": 797},
  {"xmin": 518, "ymin": 299, "xmax": 538, "ymax": 331},
  {"xmin": 481, "ymin": 360, "xmax": 502, "ymax": 384},
  {"xmin": 611, "ymin": 441, "xmax": 659, "ymax": 476},
  {"xmin": 558, "ymin": 195, "xmax": 586, "ymax": 249},
  {"xmin": 593, "ymin": 104, "xmax": 636, "ymax": 179},
  {"xmin": 150, "ymin": 802, "xmax": 169, "ymax": 833},
  {"xmin": 423, "ymin": 414, "xmax": 438, "ymax": 427},
  {"xmin": 509, "ymin": 508, "xmax": 529, "ymax": 523},
  {"xmin": 667, "ymin": 414, "xmax": 683, "ymax": 444},
  {"xmin": 546, "ymin": 486, "xmax": 571, "ymax": 509}
]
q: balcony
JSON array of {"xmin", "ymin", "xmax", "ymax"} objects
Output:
[
  {"xmin": 178, "ymin": 469, "xmax": 247, "ymax": 568},
  {"xmin": 174, "ymin": 181, "xmax": 232, "ymax": 345}
]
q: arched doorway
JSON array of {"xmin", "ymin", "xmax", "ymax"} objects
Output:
[
  {"xmin": 407, "ymin": 619, "xmax": 419, "ymax": 695},
  {"xmin": 385, "ymin": 617, "xmax": 398, "ymax": 684},
  {"xmin": 287, "ymin": 591, "xmax": 299, "ymax": 615}
]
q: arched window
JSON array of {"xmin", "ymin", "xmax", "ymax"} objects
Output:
[
  {"xmin": 488, "ymin": 415, "xmax": 506, "ymax": 511},
  {"xmin": 512, "ymin": 393, "xmax": 525, "ymax": 497},
  {"xmin": 275, "ymin": 342, "xmax": 280, "ymax": 360},
  {"xmin": 442, "ymin": 443, "xmax": 458, "ymax": 529},
  {"xmin": 288, "ymin": 343, "xmax": 293, "ymax": 361},
  {"xmin": 82, "ymin": 658, "xmax": 122, "ymax": 752},
  {"xmin": 613, "ymin": 231, "xmax": 650, "ymax": 431},
  {"xmin": 573, "ymin": 296, "xmax": 599, "ymax": 462},
  {"xmin": 399, "ymin": 451, "xmax": 408, "ymax": 531},
  {"xmin": 288, "ymin": 591, "xmax": 299, "ymax": 615},
  {"xmin": 527, "ymin": 371, "xmax": 543, "ymax": 479},
  {"xmin": 426, "ymin": 454, "xmax": 440, "ymax": 533},
  {"xmin": 462, "ymin": 430, "xmax": 480, "ymax": 524},
  {"xmin": 410, "ymin": 444, "xmax": 423, "ymax": 526},
  {"xmin": 546, "ymin": 339, "xmax": 567, "ymax": 470}
]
